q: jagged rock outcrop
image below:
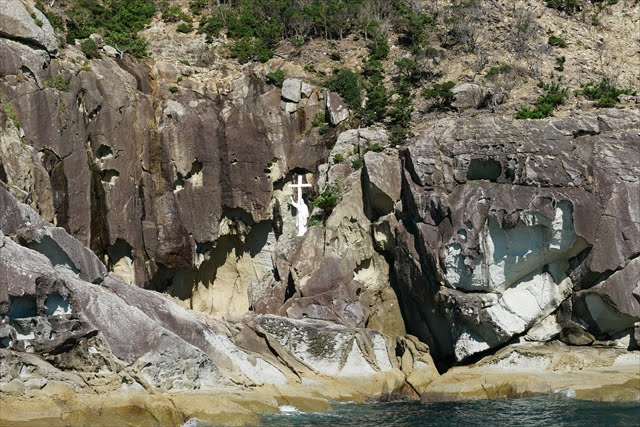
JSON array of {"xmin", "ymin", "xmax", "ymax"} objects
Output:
[
  {"xmin": 394, "ymin": 111, "xmax": 640, "ymax": 363},
  {"xmin": 0, "ymin": 38, "xmax": 345, "ymax": 315},
  {"xmin": 0, "ymin": 186, "xmax": 432, "ymax": 424},
  {"xmin": 1, "ymin": 4, "xmax": 639, "ymax": 418}
]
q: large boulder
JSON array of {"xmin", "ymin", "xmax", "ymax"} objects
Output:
[
  {"xmin": 363, "ymin": 151, "xmax": 402, "ymax": 217},
  {"xmin": 450, "ymin": 83, "xmax": 490, "ymax": 110},
  {"xmin": 0, "ymin": 0, "xmax": 58, "ymax": 54},
  {"xmin": 16, "ymin": 226, "xmax": 107, "ymax": 284},
  {"xmin": 573, "ymin": 257, "xmax": 640, "ymax": 338},
  {"xmin": 281, "ymin": 78, "xmax": 302, "ymax": 103},
  {"xmin": 327, "ymin": 91, "xmax": 349, "ymax": 125}
]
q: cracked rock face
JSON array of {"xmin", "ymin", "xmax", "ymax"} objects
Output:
[
  {"xmin": 1, "ymin": 188, "xmax": 414, "ymax": 410},
  {"xmin": 0, "ymin": 0, "xmax": 58, "ymax": 54},
  {"xmin": 0, "ymin": 48, "xmax": 336, "ymax": 311},
  {"xmin": 395, "ymin": 112, "xmax": 640, "ymax": 363}
]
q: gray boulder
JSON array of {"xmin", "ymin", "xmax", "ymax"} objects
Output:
[
  {"xmin": 451, "ymin": 83, "xmax": 490, "ymax": 109},
  {"xmin": 574, "ymin": 257, "xmax": 640, "ymax": 337},
  {"xmin": 363, "ymin": 151, "xmax": 402, "ymax": 217},
  {"xmin": 327, "ymin": 91, "xmax": 349, "ymax": 125},
  {"xmin": 0, "ymin": 0, "xmax": 58, "ymax": 54},
  {"xmin": 281, "ymin": 78, "xmax": 302, "ymax": 102}
]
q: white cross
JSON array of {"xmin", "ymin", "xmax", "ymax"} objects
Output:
[
  {"xmin": 289, "ymin": 175, "xmax": 311, "ymax": 204},
  {"xmin": 289, "ymin": 175, "xmax": 312, "ymax": 236}
]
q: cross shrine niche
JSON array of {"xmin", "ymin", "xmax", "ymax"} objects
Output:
[{"xmin": 289, "ymin": 175, "xmax": 312, "ymax": 236}]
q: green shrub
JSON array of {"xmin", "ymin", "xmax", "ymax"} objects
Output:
[
  {"xmin": 330, "ymin": 51, "xmax": 342, "ymax": 61},
  {"xmin": 318, "ymin": 123, "xmax": 329, "ymax": 135},
  {"xmin": 81, "ymin": 39, "xmax": 101, "ymax": 59},
  {"xmin": 548, "ymin": 35, "xmax": 567, "ymax": 48},
  {"xmin": 2, "ymin": 98, "xmax": 20, "ymax": 129},
  {"xmin": 393, "ymin": 6, "xmax": 434, "ymax": 55},
  {"xmin": 312, "ymin": 184, "xmax": 341, "ymax": 215},
  {"xmin": 365, "ymin": 143, "xmax": 384, "ymax": 153},
  {"xmin": 198, "ymin": 12, "xmax": 223, "ymax": 42},
  {"xmin": 486, "ymin": 64, "xmax": 512, "ymax": 78},
  {"xmin": 388, "ymin": 125, "xmax": 410, "ymax": 146},
  {"xmin": 333, "ymin": 153, "xmax": 345, "ymax": 163},
  {"xmin": 189, "ymin": 0, "xmax": 208, "ymax": 15},
  {"xmin": 361, "ymin": 85, "xmax": 389, "ymax": 124},
  {"xmin": 229, "ymin": 38, "xmax": 273, "ymax": 63},
  {"xmin": 180, "ymin": 59, "xmax": 191, "ymax": 66},
  {"xmin": 545, "ymin": 0, "xmax": 581, "ymax": 14},
  {"xmin": 291, "ymin": 35, "xmax": 305, "ymax": 46},
  {"xmin": 266, "ymin": 69, "xmax": 285, "ymax": 88},
  {"xmin": 555, "ymin": 56, "xmax": 566, "ymax": 72},
  {"xmin": 326, "ymin": 68, "xmax": 362, "ymax": 110},
  {"xmin": 367, "ymin": 36, "xmax": 389, "ymax": 61},
  {"xmin": 44, "ymin": 74, "xmax": 71, "ymax": 91},
  {"xmin": 394, "ymin": 57, "xmax": 421, "ymax": 88},
  {"xmin": 362, "ymin": 59, "xmax": 384, "ymax": 86},
  {"xmin": 311, "ymin": 112, "xmax": 326, "ymax": 127},
  {"xmin": 351, "ymin": 157, "xmax": 364, "ymax": 169},
  {"xmin": 578, "ymin": 78, "xmax": 635, "ymax": 107},
  {"xmin": 177, "ymin": 22, "xmax": 194, "ymax": 33},
  {"xmin": 66, "ymin": 0, "xmax": 156, "ymax": 58},
  {"xmin": 169, "ymin": 86, "xmax": 179, "ymax": 93},
  {"xmin": 516, "ymin": 78, "xmax": 568, "ymax": 119},
  {"xmin": 307, "ymin": 213, "xmax": 324, "ymax": 228},
  {"xmin": 423, "ymin": 81, "xmax": 456, "ymax": 110},
  {"xmin": 160, "ymin": 3, "xmax": 183, "ymax": 22},
  {"xmin": 35, "ymin": 1, "xmax": 64, "ymax": 31}
]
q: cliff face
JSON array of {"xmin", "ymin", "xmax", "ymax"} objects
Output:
[
  {"xmin": 395, "ymin": 113, "xmax": 640, "ymax": 363},
  {"xmin": 1, "ymin": 0, "xmax": 639, "ymax": 423}
]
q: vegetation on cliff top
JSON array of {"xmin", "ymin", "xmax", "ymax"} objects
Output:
[{"xmin": 33, "ymin": 0, "xmax": 637, "ymax": 133}]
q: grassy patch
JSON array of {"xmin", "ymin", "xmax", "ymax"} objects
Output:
[
  {"xmin": 44, "ymin": 74, "xmax": 71, "ymax": 91},
  {"xmin": 578, "ymin": 78, "xmax": 635, "ymax": 107}
]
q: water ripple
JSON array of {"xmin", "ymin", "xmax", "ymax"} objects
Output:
[{"xmin": 261, "ymin": 397, "xmax": 640, "ymax": 426}]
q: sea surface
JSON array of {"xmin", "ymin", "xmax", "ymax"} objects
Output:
[{"xmin": 260, "ymin": 397, "xmax": 640, "ymax": 426}]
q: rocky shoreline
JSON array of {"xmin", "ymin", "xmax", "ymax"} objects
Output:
[{"xmin": 2, "ymin": 0, "xmax": 639, "ymax": 425}]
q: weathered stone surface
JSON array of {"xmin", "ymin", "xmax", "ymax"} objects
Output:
[
  {"xmin": 0, "ymin": 187, "xmax": 424, "ymax": 423},
  {"xmin": 525, "ymin": 314, "xmax": 562, "ymax": 342},
  {"xmin": 397, "ymin": 335, "xmax": 440, "ymax": 393},
  {"xmin": 396, "ymin": 112, "xmax": 640, "ymax": 362},
  {"xmin": 363, "ymin": 151, "xmax": 402, "ymax": 217},
  {"xmin": 102, "ymin": 45, "xmax": 119, "ymax": 57},
  {"xmin": 327, "ymin": 91, "xmax": 349, "ymax": 125},
  {"xmin": 0, "ymin": 186, "xmax": 47, "ymax": 235},
  {"xmin": 1, "ymin": 49, "xmax": 330, "ymax": 309},
  {"xmin": 281, "ymin": 78, "xmax": 302, "ymax": 102},
  {"xmin": 16, "ymin": 226, "xmax": 107, "ymax": 284},
  {"xmin": 423, "ymin": 343, "xmax": 640, "ymax": 402},
  {"xmin": 451, "ymin": 83, "xmax": 489, "ymax": 109},
  {"xmin": 0, "ymin": 38, "xmax": 50, "ymax": 84},
  {"xmin": 574, "ymin": 257, "xmax": 640, "ymax": 337},
  {"xmin": 256, "ymin": 315, "xmax": 395, "ymax": 378},
  {"xmin": 0, "ymin": 0, "xmax": 58, "ymax": 54}
]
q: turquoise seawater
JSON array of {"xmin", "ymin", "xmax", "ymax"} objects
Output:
[{"xmin": 260, "ymin": 397, "xmax": 640, "ymax": 426}]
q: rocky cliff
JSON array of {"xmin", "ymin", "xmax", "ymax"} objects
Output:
[{"xmin": 1, "ymin": 0, "xmax": 639, "ymax": 425}]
